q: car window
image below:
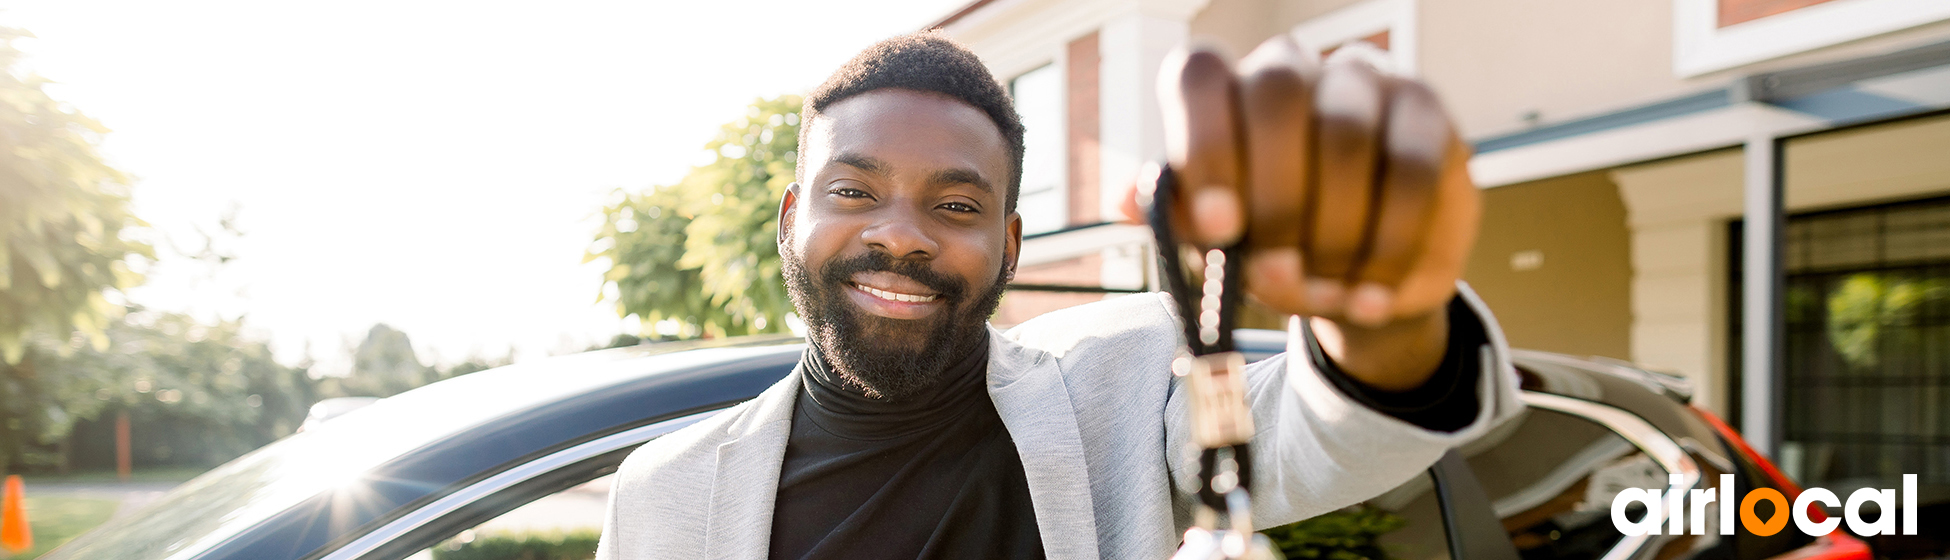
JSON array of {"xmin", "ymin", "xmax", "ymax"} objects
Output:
[
  {"xmin": 1465, "ymin": 407, "xmax": 1666, "ymax": 560},
  {"xmin": 407, "ymin": 474, "xmax": 614, "ymax": 560},
  {"xmin": 1264, "ymin": 471, "xmax": 1451, "ymax": 560}
]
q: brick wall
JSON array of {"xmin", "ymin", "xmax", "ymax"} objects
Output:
[
  {"xmin": 1067, "ymin": 31, "xmax": 1102, "ymax": 226},
  {"xmin": 994, "ymin": 253, "xmax": 1106, "ymax": 326},
  {"xmin": 1718, "ymin": 0, "xmax": 1840, "ymax": 27}
]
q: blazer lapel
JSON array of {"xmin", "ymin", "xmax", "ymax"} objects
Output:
[
  {"xmin": 703, "ymin": 370, "xmax": 798, "ymax": 560},
  {"xmin": 985, "ymin": 327, "xmax": 1102, "ymax": 560}
]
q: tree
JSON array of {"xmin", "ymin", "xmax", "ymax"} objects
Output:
[
  {"xmin": 591, "ymin": 96, "xmax": 801, "ymax": 338},
  {"xmin": 0, "ymin": 310, "xmax": 310, "ymax": 471},
  {"xmin": 0, "ymin": 27, "xmax": 150, "ymax": 363},
  {"xmin": 347, "ymin": 324, "xmax": 429, "ymax": 397}
]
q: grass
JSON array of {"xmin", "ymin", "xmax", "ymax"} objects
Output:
[{"xmin": 2, "ymin": 496, "xmax": 121, "ymax": 559}]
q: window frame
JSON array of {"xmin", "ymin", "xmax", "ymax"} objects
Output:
[
  {"xmin": 1672, "ymin": 0, "xmax": 1950, "ymax": 77},
  {"xmin": 1009, "ymin": 61, "xmax": 1069, "ymax": 235},
  {"xmin": 1288, "ymin": 0, "xmax": 1418, "ymax": 75}
]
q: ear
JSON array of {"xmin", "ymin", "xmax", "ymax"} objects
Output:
[
  {"xmin": 777, "ymin": 182, "xmax": 801, "ymax": 247},
  {"xmin": 1003, "ymin": 210, "xmax": 1023, "ymax": 282}
]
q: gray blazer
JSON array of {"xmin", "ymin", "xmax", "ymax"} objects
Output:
[{"xmin": 597, "ymin": 286, "xmax": 1524, "ymax": 560}]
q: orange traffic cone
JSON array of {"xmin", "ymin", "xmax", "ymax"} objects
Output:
[{"xmin": 1, "ymin": 474, "xmax": 30, "ymax": 553}]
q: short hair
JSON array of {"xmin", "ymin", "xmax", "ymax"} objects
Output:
[{"xmin": 798, "ymin": 32, "xmax": 1027, "ymax": 213}]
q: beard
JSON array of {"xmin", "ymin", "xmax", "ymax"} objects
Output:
[{"xmin": 782, "ymin": 245, "xmax": 1010, "ymax": 401}]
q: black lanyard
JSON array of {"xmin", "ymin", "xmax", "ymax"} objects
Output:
[{"xmin": 1145, "ymin": 165, "xmax": 1272, "ymax": 559}]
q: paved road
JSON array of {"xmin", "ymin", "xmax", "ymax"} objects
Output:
[{"xmin": 28, "ymin": 481, "xmax": 183, "ymax": 518}]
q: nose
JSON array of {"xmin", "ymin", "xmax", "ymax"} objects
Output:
[{"xmin": 859, "ymin": 209, "xmax": 940, "ymax": 260}]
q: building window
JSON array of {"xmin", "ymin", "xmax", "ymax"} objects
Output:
[
  {"xmin": 1731, "ymin": 194, "xmax": 1950, "ymax": 499},
  {"xmin": 1289, "ymin": 0, "xmax": 1416, "ymax": 75},
  {"xmin": 1673, "ymin": 0, "xmax": 1950, "ymax": 76},
  {"xmin": 1011, "ymin": 64, "xmax": 1066, "ymax": 235}
]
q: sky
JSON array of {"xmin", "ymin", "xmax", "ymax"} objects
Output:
[{"xmin": 5, "ymin": 0, "xmax": 967, "ymax": 374}]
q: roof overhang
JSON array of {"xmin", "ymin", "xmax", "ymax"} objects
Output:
[{"xmin": 1471, "ymin": 39, "xmax": 1950, "ymax": 188}]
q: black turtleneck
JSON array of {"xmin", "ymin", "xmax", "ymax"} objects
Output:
[
  {"xmin": 766, "ymin": 300, "xmax": 1489, "ymax": 559},
  {"xmin": 767, "ymin": 340, "xmax": 1045, "ymax": 559}
]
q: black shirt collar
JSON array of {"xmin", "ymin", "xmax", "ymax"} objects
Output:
[{"xmin": 796, "ymin": 335, "xmax": 992, "ymax": 440}]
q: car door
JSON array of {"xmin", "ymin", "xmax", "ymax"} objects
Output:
[
  {"xmin": 312, "ymin": 409, "xmax": 722, "ymax": 560},
  {"xmin": 1418, "ymin": 392, "xmax": 1708, "ymax": 560}
]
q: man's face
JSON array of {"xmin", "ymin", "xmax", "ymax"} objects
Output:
[{"xmin": 780, "ymin": 88, "xmax": 1021, "ymax": 399}]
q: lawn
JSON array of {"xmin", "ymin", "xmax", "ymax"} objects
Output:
[{"xmin": 3, "ymin": 496, "xmax": 121, "ymax": 559}]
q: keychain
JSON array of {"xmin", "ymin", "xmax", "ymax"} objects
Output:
[{"xmin": 1143, "ymin": 164, "xmax": 1283, "ymax": 560}]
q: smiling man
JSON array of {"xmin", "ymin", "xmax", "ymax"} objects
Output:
[{"xmin": 597, "ymin": 32, "xmax": 1523, "ymax": 559}]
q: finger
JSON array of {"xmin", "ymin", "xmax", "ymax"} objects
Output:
[
  {"xmin": 1304, "ymin": 55, "xmax": 1388, "ymax": 312},
  {"xmin": 1347, "ymin": 80, "xmax": 1448, "ymax": 326},
  {"xmin": 1389, "ymin": 139, "xmax": 1479, "ymax": 318},
  {"xmin": 1237, "ymin": 37, "xmax": 1320, "ymax": 312},
  {"xmin": 1159, "ymin": 45, "xmax": 1245, "ymax": 247},
  {"xmin": 1118, "ymin": 180, "xmax": 1143, "ymax": 224}
]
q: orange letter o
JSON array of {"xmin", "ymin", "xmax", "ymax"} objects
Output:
[{"xmin": 1740, "ymin": 488, "xmax": 1789, "ymax": 536}]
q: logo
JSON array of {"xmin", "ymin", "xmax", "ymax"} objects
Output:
[{"xmin": 1611, "ymin": 474, "xmax": 1920, "ymax": 536}]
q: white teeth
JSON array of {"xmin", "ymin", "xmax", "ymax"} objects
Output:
[{"xmin": 859, "ymin": 284, "xmax": 937, "ymax": 303}]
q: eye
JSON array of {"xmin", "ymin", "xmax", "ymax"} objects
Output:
[
  {"xmin": 939, "ymin": 201, "xmax": 979, "ymax": 213},
  {"xmin": 832, "ymin": 186, "xmax": 872, "ymax": 199}
]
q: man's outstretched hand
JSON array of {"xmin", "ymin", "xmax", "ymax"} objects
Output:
[{"xmin": 1130, "ymin": 36, "xmax": 1481, "ymax": 392}]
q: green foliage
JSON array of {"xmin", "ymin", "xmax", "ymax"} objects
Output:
[
  {"xmin": 1261, "ymin": 506, "xmax": 1408, "ymax": 560},
  {"xmin": 345, "ymin": 324, "xmax": 429, "ymax": 397},
  {"xmin": 15, "ymin": 496, "xmax": 122, "ymax": 559},
  {"xmin": 430, "ymin": 530, "xmax": 600, "ymax": 560},
  {"xmin": 591, "ymin": 96, "xmax": 801, "ymax": 338},
  {"xmin": 0, "ymin": 311, "xmax": 310, "ymax": 472},
  {"xmin": 311, "ymin": 323, "xmax": 505, "ymax": 399},
  {"xmin": 0, "ymin": 27, "xmax": 151, "ymax": 363},
  {"xmin": 1822, "ymin": 273, "xmax": 1950, "ymax": 370}
]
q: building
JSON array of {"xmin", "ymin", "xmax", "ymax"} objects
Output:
[{"xmin": 932, "ymin": 0, "xmax": 1950, "ymax": 534}]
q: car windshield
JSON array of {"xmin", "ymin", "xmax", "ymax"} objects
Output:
[{"xmin": 45, "ymin": 343, "xmax": 793, "ymax": 560}]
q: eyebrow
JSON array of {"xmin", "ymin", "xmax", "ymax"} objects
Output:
[
  {"xmin": 831, "ymin": 153, "xmax": 888, "ymax": 175},
  {"xmin": 831, "ymin": 152, "xmax": 994, "ymax": 195},
  {"xmin": 930, "ymin": 168, "xmax": 994, "ymax": 194}
]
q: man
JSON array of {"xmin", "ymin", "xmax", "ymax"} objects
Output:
[{"xmin": 597, "ymin": 31, "xmax": 1522, "ymax": 559}]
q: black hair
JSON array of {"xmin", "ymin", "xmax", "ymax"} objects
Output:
[{"xmin": 798, "ymin": 31, "xmax": 1027, "ymax": 213}]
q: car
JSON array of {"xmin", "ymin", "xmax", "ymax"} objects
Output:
[{"xmin": 42, "ymin": 331, "xmax": 1871, "ymax": 560}]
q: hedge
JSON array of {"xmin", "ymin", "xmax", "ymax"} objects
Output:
[{"xmin": 430, "ymin": 530, "xmax": 599, "ymax": 560}]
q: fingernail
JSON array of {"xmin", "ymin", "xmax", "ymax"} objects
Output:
[
  {"xmin": 1348, "ymin": 283, "xmax": 1394, "ymax": 327},
  {"xmin": 1306, "ymin": 278, "xmax": 1345, "ymax": 311},
  {"xmin": 1251, "ymin": 248, "xmax": 1303, "ymax": 288},
  {"xmin": 1191, "ymin": 188, "xmax": 1243, "ymax": 245}
]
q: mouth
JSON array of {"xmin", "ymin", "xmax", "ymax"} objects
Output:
[
  {"xmin": 852, "ymin": 283, "xmax": 938, "ymax": 303},
  {"xmin": 843, "ymin": 272, "xmax": 948, "ymax": 320}
]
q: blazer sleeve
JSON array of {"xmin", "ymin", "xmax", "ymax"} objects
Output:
[
  {"xmin": 595, "ymin": 466, "xmax": 629, "ymax": 560},
  {"xmin": 1163, "ymin": 281, "xmax": 1526, "ymax": 528}
]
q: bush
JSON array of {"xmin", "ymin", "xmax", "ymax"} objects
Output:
[
  {"xmin": 1261, "ymin": 505, "xmax": 1408, "ymax": 560},
  {"xmin": 430, "ymin": 530, "xmax": 600, "ymax": 560}
]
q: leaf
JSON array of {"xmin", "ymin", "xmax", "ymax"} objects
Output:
[{"xmin": 592, "ymin": 95, "xmax": 802, "ymax": 338}]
